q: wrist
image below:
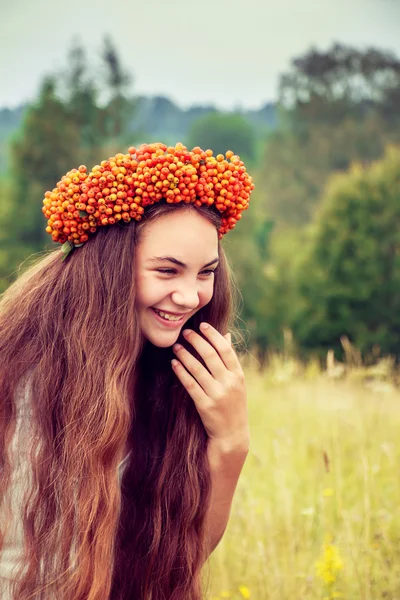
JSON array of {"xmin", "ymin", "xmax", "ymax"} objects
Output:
[{"xmin": 207, "ymin": 430, "xmax": 250, "ymax": 458}]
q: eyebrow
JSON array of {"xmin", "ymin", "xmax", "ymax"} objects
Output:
[{"xmin": 147, "ymin": 256, "xmax": 220, "ymax": 269}]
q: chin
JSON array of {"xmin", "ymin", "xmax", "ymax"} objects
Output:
[{"xmin": 144, "ymin": 329, "xmax": 182, "ymax": 349}]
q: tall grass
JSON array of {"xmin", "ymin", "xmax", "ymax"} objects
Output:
[{"xmin": 206, "ymin": 353, "xmax": 400, "ymax": 599}]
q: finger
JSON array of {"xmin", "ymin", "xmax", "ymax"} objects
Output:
[
  {"xmin": 224, "ymin": 332, "xmax": 232, "ymax": 344},
  {"xmin": 172, "ymin": 344, "xmax": 217, "ymax": 396},
  {"xmin": 181, "ymin": 329, "xmax": 228, "ymax": 380},
  {"xmin": 171, "ymin": 358, "xmax": 210, "ymax": 408},
  {"xmin": 198, "ymin": 323, "xmax": 241, "ymax": 372}
]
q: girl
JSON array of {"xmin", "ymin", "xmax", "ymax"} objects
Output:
[{"xmin": 0, "ymin": 143, "xmax": 254, "ymax": 599}]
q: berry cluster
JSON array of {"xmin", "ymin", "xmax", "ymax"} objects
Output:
[{"xmin": 42, "ymin": 142, "xmax": 255, "ymax": 248}]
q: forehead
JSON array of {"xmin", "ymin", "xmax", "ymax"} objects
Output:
[{"xmin": 137, "ymin": 210, "xmax": 219, "ymax": 258}]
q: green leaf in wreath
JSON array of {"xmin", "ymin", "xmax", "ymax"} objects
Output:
[
  {"xmin": 61, "ymin": 241, "xmax": 75, "ymax": 261},
  {"xmin": 79, "ymin": 210, "xmax": 88, "ymax": 218}
]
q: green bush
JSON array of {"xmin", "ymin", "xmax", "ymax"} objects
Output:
[{"xmin": 293, "ymin": 145, "xmax": 400, "ymax": 359}]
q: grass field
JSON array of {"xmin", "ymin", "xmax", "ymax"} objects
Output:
[{"xmin": 206, "ymin": 355, "xmax": 400, "ymax": 600}]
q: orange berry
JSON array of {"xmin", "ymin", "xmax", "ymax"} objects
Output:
[{"xmin": 45, "ymin": 142, "xmax": 254, "ymax": 245}]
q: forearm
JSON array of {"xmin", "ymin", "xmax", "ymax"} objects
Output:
[{"xmin": 205, "ymin": 434, "xmax": 250, "ymax": 556}]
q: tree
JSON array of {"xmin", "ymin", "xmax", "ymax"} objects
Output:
[
  {"xmin": 258, "ymin": 43, "xmax": 400, "ymax": 228},
  {"xmin": 101, "ymin": 35, "xmax": 135, "ymax": 143},
  {"xmin": 8, "ymin": 77, "xmax": 81, "ymax": 248},
  {"xmin": 61, "ymin": 39, "xmax": 105, "ymax": 163},
  {"xmin": 0, "ymin": 37, "xmax": 139, "ymax": 290},
  {"xmin": 292, "ymin": 145, "xmax": 400, "ymax": 359},
  {"xmin": 60, "ymin": 36, "xmax": 136, "ymax": 158},
  {"xmin": 186, "ymin": 112, "xmax": 256, "ymax": 162},
  {"xmin": 279, "ymin": 43, "xmax": 400, "ymax": 129},
  {"xmin": 222, "ymin": 179, "xmax": 288, "ymax": 366},
  {"xmin": 260, "ymin": 113, "xmax": 394, "ymax": 225},
  {"xmin": 0, "ymin": 78, "xmax": 81, "ymax": 290}
]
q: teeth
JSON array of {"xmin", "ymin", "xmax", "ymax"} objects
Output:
[{"xmin": 154, "ymin": 309, "xmax": 182, "ymax": 321}]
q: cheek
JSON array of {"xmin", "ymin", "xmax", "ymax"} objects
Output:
[
  {"xmin": 199, "ymin": 281, "xmax": 214, "ymax": 307},
  {"xmin": 135, "ymin": 286, "xmax": 149, "ymax": 311},
  {"xmin": 136, "ymin": 275, "xmax": 161, "ymax": 306}
]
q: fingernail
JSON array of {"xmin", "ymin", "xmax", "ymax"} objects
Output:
[
  {"xmin": 182, "ymin": 329, "xmax": 191, "ymax": 337},
  {"xmin": 200, "ymin": 322, "xmax": 209, "ymax": 330},
  {"xmin": 171, "ymin": 359, "xmax": 179, "ymax": 367},
  {"xmin": 173, "ymin": 344, "xmax": 182, "ymax": 352}
]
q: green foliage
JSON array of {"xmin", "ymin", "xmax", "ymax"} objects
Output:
[
  {"xmin": 8, "ymin": 77, "xmax": 81, "ymax": 249},
  {"xmin": 223, "ymin": 186, "xmax": 269, "ymax": 359},
  {"xmin": 260, "ymin": 44, "xmax": 400, "ymax": 227},
  {"xmin": 257, "ymin": 228, "xmax": 306, "ymax": 353},
  {"xmin": 186, "ymin": 112, "xmax": 257, "ymax": 162},
  {"xmin": 0, "ymin": 106, "xmax": 26, "ymax": 173},
  {"xmin": 223, "ymin": 184, "xmax": 305, "ymax": 365},
  {"xmin": 0, "ymin": 173, "xmax": 41, "ymax": 290},
  {"xmin": 0, "ymin": 102, "xmax": 276, "ymax": 173},
  {"xmin": 61, "ymin": 40, "xmax": 104, "ymax": 161},
  {"xmin": 0, "ymin": 36, "xmax": 137, "ymax": 290},
  {"xmin": 279, "ymin": 42, "xmax": 400, "ymax": 129},
  {"xmin": 292, "ymin": 146, "xmax": 400, "ymax": 358},
  {"xmin": 260, "ymin": 114, "xmax": 397, "ymax": 226},
  {"xmin": 60, "ymin": 37, "xmax": 137, "ymax": 157},
  {"xmin": 100, "ymin": 35, "xmax": 136, "ymax": 144}
]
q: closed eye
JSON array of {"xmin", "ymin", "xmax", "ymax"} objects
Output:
[{"xmin": 156, "ymin": 269, "xmax": 216, "ymax": 276}]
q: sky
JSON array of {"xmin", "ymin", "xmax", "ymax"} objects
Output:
[{"xmin": 1, "ymin": 0, "xmax": 399, "ymax": 111}]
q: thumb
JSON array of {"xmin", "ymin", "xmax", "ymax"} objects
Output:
[{"xmin": 224, "ymin": 332, "xmax": 232, "ymax": 344}]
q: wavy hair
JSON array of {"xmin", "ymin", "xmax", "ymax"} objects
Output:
[{"xmin": 0, "ymin": 201, "xmax": 239, "ymax": 600}]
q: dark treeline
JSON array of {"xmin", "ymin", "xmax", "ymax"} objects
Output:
[
  {"xmin": 0, "ymin": 99, "xmax": 275, "ymax": 175},
  {"xmin": 0, "ymin": 38, "xmax": 399, "ymax": 364}
]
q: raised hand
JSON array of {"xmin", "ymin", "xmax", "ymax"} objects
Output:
[{"xmin": 171, "ymin": 322, "xmax": 249, "ymax": 449}]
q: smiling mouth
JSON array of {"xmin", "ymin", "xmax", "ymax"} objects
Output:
[{"xmin": 151, "ymin": 307, "xmax": 187, "ymax": 322}]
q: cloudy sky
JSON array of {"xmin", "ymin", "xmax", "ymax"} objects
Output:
[{"xmin": 1, "ymin": 0, "xmax": 399, "ymax": 110}]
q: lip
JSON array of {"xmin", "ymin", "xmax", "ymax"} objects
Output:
[
  {"xmin": 152, "ymin": 307, "xmax": 190, "ymax": 316},
  {"xmin": 150, "ymin": 307, "xmax": 187, "ymax": 327}
]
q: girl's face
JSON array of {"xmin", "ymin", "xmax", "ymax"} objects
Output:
[{"xmin": 135, "ymin": 210, "xmax": 219, "ymax": 348}]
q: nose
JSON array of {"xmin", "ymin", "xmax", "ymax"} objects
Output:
[{"xmin": 171, "ymin": 282, "xmax": 200, "ymax": 311}]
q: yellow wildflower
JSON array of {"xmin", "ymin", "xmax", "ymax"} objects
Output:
[
  {"xmin": 323, "ymin": 488, "xmax": 335, "ymax": 497},
  {"xmin": 239, "ymin": 585, "xmax": 251, "ymax": 598},
  {"xmin": 315, "ymin": 535, "xmax": 344, "ymax": 585}
]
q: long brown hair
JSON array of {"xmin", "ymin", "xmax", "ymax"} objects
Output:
[{"xmin": 0, "ymin": 201, "xmax": 239, "ymax": 599}]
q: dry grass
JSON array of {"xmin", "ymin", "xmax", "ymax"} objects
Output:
[{"xmin": 206, "ymin": 353, "xmax": 400, "ymax": 599}]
